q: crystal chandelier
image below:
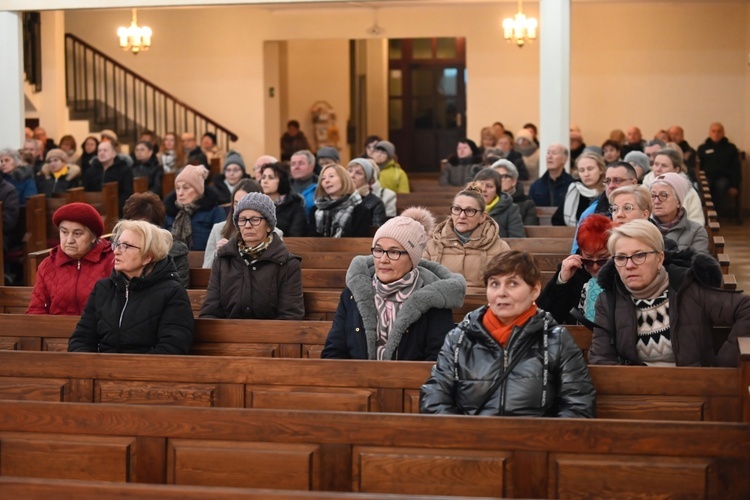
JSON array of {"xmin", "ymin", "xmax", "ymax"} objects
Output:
[
  {"xmin": 502, "ymin": 0, "xmax": 538, "ymax": 48},
  {"xmin": 118, "ymin": 9, "xmax": 152, "ymax": 55}
]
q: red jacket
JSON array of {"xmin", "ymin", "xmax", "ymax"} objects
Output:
[{"xmin": 27, "ymin": 239, "xmax": 114, "ymax": 315}]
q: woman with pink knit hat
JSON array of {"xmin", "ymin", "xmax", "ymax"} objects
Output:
[
  {"xmin": 164, "ymin": 164, "xmax": 226, "ymax": 251},
  {"xmin": 649, "ymin": 172, "xmax": 708, "ymax": 253},
  {"xmin": 321, "ymin": 207, "xmax": 466, "ymax": 361}
]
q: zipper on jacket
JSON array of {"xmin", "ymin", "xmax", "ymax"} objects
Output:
[
  {"xmin": 498, "ymin": 328, "xmax": 516, "ymax": 416},
  {"xmin": 74, "ymin": 260, "xmax": 81, "ymax": 312},
  {"xmin": 118, "ymin": 283, "xmax": 130, "ymax": 328}
]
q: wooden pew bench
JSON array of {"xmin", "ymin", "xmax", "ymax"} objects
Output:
[{"xmin": 0, "ymin": 400, "xmax": 746, "ymax": 497}]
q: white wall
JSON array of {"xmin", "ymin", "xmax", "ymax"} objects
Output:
[{"xmin": 52, "ymin": 2, "xmax": 749, "ymax": 164}]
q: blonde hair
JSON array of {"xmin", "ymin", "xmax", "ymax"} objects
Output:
[
  {"xmin": 113, "ymin": 219, "xmax": 173, "ymax": 262},
  {"xmin": 607, "ymin": 219, "xmax": 664, "ymax": 256},
  {"xmin": 608, "ymin": 185, "xmax": 653, "ymax": 213},
  {"xmin": 314, "ymin": 164, "xmax": 355, "ymax": 199}
]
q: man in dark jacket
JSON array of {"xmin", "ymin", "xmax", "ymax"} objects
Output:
[
  {"xmin": 83, "ymin": 140, "xmax": 134, "ymax": 216},
  {"xmin": 697, "ymin": 122, "xmax": 742, "ymax": 218},
  {"xmin": 0, "ymin": 176, "xmax": 19, "ymax": 252},
  {"xmin": 528, "ymin": 143, "xmax": 574, "ymax": 207}
]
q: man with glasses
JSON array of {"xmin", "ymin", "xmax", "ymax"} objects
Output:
[{"xmin": 570, "ymin": 162, "xmax": 638, "ymax": 253}]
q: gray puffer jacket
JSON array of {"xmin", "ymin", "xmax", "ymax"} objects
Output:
[
  {"xmin": 421, "ymin": 307, "xmax": 595, "ymax": 417},
  {"xmin": 487, "ymin": 192, "xmax": 525, "ymax": 238}
]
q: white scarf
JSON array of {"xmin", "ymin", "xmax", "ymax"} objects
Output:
[{"xmin": 562, "ymin": 182, "xmax": 600, "ymax": 226}]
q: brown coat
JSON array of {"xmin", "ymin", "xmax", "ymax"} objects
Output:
[
  {"xmin": 199, "ymin": 234, "xmax": 304, "ymax": 320},
  {"xmin": 423, "ymin": 217, "xmax": 510, "ymax": 293}
]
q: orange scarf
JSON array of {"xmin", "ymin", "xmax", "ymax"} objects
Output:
[{"xmin": 482, "ymin": 304, "xmax": 538, "ymax": 348}]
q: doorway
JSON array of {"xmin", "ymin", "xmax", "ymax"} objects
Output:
[{"xmin": 387, "ymin": 37, "xmax": 466, "ymax": 173}]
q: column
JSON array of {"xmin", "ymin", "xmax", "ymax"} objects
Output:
[
  {"xmin": 0, "ymin": 12, "xmax": 24, "ymax": 148},
  {"xmin": 539, "ymin": 0, "xmax": 571, "ymax": 174}
]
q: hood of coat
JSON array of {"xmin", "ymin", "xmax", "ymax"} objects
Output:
[
  {"xmin": 41, "ymin": 163, "xmax": 81, "ymax": 181},
  {"xmin": 461, "ymin": 305, "xmax": 559, "ymax": 347},
  {"xmin": 510, "ymin": 182, "xmax": 530, "ymax": 202},
  {"xmin": 51, "ymin": 238, "xmax": 112, "ymax": 267},
  {"xmin": 8, "ymin": 164, "xmax": 35, "ymax": 182},
  {"xmin": 278, "ymin": 192, "xmax": 305, "ymax": 208},
  {"xmin": 487, "ymin": 192, "xmax": 514, "ymax": 217},
  {"xmin": 216, "ymin": 233, "xmax": 299, "ymax": 266},
  {"xmin": 164, "ymin": 186, "xmax": 220, "ymax": 217},
  {"xmin": 345, "ymin": 254, "xmax": 467, "ymax": 360},
  {"xmin": 111, "ymin": 255, "xmax": 179, "ymax": 291},
  {"xmin": 430, "ymin": 217, "xmax": 501, "ymax": 252},
  {"xmin": 596, "ymin": 247, "xmax": 723, "ymax": 293}
]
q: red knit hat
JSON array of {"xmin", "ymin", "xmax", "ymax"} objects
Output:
[{"xmin": 52, "ymin": 203, "xmax": 104, "ymax": 237}]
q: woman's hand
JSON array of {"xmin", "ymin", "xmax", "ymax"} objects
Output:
[
  {"xmin": 559, "ymin": 254, "xmax": 583, "ymax": 283},
  {"xmin": 215, "ymin": 238, "xmax": 229, "ymax": 250}
]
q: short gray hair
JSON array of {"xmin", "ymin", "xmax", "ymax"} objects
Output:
[
  {"xmin": 490, "ymin": 159, "xmax": 518, "ymax": 179},
  {"xmin": 291, "ymin": 149, "xmax": 315, "ymax": 167},
  {"xmin": 654, "ymin": 148, "xmax": 685, "ymax": 173},
  {"xmin": 607, "ymin": 219, "xmax": 664, "ymax": 256},
  {"xmin": 0, "ymin": 148, "xmax": 20, "ymax": 165}
]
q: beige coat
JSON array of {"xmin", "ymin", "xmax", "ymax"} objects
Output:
[{"xmin": 424, "ymin": 217, "xmax": 510, "ymax": 293}]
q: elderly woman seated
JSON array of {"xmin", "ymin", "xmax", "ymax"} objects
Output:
[
  {"xmin": 200, "ymin": 192, "xmax": 304, "ymax": 320},
  {"xmin": 423, "ymin": 183, "xmax": 510, "ymax": 293},
  {"xmin": 420, "ymin": 251, "xmax": 595, "ymax": 417},
  {"xmin": 321, "ymin": 207, "xmax": 466, "ymax": 361},
  {"xmin": 27, "ymin": 203, "xmax": 114, "ymax": 315},
  {"xmin": 591, "ymin": 219, "xmax": 750, "ymax": 367},
  {"xmin": 68, "ymin": 220, "xmax": 194, "ymax": 354},
  {"xmin": 649, "ymin": 172, "xmax": 709, "ymax": 253}
]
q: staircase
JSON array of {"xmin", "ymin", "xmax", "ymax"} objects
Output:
[{"xmin": 64, "ymin": 33, "xmax": 238, "ymax": 150}]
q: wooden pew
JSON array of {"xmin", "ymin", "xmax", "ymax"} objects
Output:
[
  {"xmin": 0, "ymin": 350, "xmax": 744, "ymax": 423},
  {"xmin": 0, "ymin": 202, "xmax": 3, "ymax": 286},
  {"xmin": 133, "ymin": 176, "xmax": 149, "ymax": 194},
  {"xmin": 0, "ymin": 400, "xmax": 746, "ymax": 497},
  {"xmin": 162, "ymin": 171, "xmax": 176, "ymax": 198},
  {"xmin": 0, "ymin": 477, "xmax": 469, "ymax": 500}
]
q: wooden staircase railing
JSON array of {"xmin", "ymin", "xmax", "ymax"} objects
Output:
[{"xmin": 64, "ymin": 33, "xmax": 238, "ymax": 150}]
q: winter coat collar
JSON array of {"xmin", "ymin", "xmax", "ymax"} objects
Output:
[
  {"xmin": 597, "ymin": 247, "xmax": 723, "ymax": 295},
  {"xmin": 7, "ymin": 165, "xmax": 35, "ymax": 182},
  {"xmin": 430, "ymin": 217, "xmax": 501, "ymax": 252},
  {"xmin": 164, "ymin": 187, "xmax": 220, "ymax": 217},
  {"xmin": 51, "ymin": 238, "xmax": 112, "ymax": 267},
  {"xmin": 216, "ymin": 234, "xmax": 299, "ymax": 266},
  {"xmin": 41, "ymin": 163, "xmax": 81, "ymax": 181},
  {"xmin": 487, "ymin": 192, "xmax": 514, "ymax": 216},
  {"xmin": 461, "ymin": 305, "xmax": 557, "ymax": 349},
  {"xmin": 111, "ymin": 256, "xmax": 179, "ymax": 291},
  {"xmin": 346, "ymin": 255, "xmax": 466, "ymax": 360}
]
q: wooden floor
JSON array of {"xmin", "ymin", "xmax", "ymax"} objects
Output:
[{"xmin": 720, "ymin": 219, "xmax": 749, "ymax": 292}]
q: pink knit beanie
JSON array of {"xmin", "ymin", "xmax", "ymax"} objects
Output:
[
  {"xmin": 372, "ymin": 207, "xmax": 435, "ymax": 267},
  {"xmin": 175, "ymin": 164, "xmax": 208, "ymax": 196},
  {"xmin": 651, "ymin": 172, "xmax": 689, "ymax": 205}
]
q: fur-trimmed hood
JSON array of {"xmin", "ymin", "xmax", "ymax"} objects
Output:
[
  {"xmin": 7, "ymin": 164, "xmax": 35, "ymax": 183},
  {"xmin": 429, "ymin": 216, "xmax": 501, "ymax": 252},
  {"xmin": 597, "ymin": 247, "xmax": 723, "ymax": 293},
  {"xmin": 41, "ymin": 163, "xmax": 81, "ymax": 181},
  {"xmin": 345, "ymin": 255, "xmax": 466, "ymax": 360}
]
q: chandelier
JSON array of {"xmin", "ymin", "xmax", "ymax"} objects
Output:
[
  {"xmin": 118, "ymin": 9, "xmax": 152, "ymax": 55},
  {"xmin": 502, "ymin": 0, "xmax": 538, "ymax": 48}
]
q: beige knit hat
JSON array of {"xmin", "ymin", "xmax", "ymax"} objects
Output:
[
  {"xmin": 175, "ymin": 164, "xmax": 209, "ymax": 196},
  {"xmin": 372, "ymin": 206, "xmax": 435, "ymax": 267}
]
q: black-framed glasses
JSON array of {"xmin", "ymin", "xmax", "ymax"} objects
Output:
[
  {"xmin": 111, "ymin": 241, "xmax": 141, "ymax": 253},
  {"xmin": 581, "ymin": 257, "xmax": 610, "ymax": 269},
  {"xmin": 237, "ymin": 216, "xmax": 266, "ymax": 227},
  {"xmin": 372, "ymin": 247, "xmax": 409, "ymax": 261},
  {"xmin": 613, "ymin": 251, "xmax": 658, "ymax": 267},
  {"xmin": 650, "ymin": 191, "xmax": 670, "ymax": 202},
  {"xmin": 450, "ymin": 206, "xmax": 479, "ymax": 217},
  {"xmin": 609, "ymin": 203, "xmax": 637, "ymax": 214}
]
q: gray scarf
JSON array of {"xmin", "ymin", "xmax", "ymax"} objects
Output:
[
  {"xmin": 171, "ymin": 199, "xmax": 201, "ymax": 247},
  {"xmin": 314, "ymin": 192, "xmax": 362, "ymax": 238}
]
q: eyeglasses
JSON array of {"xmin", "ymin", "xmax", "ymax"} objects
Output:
[
  {"xmin": 613, "ymin": 251, "xmax": 658, "ymax": 267},
  {"xmin": 609, "ymin": 203, "xmax": 637, "ymax": 215},
  {"xmin": 450, "ymin": 206, "xmax": 480, "ymax": 217},
  {"xmin": 650, "ymin": 191, "xmax": 670, "ymax": 202},
  {"xmin": 237, "ymin": 216, "xmax": 266, "ymax": 227},
  {"xmin": 603, "ymin": 177, "xmax": 632, "ymax": 186},
  {"xmin": 111, "ymin": 241, "xmax": 141, "ymax": 253},
  {"xmin": 581, "ymin": 257, "xmax": 610, "ymax": 269},
  {"xmin": 498, "ymin": 174, "xmax": 514, "ymax": 180},
  {"xmin": 372, "ymin": 247, "xmax": 409, "ymax": 260}
]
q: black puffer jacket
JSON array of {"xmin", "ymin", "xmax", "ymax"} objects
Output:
[
  {"xmin": 132, "ymin": 157, "xmax": 164, "ymax": 196},
  {"xmin": 68, "ymin": 257, "xmax": 194, "ymax": 354},
  {"xmin": 275, "ymin": 193, "xmax": 309, "ymax": 237},
  {"xmin": 420, "ymin": 307, "xmax": 595, "ymax": 417}
]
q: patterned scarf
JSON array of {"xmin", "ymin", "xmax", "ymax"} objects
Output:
[
  {"xmin": 314, "ymin": 191, "xmax": 362, "ymax": 238},
  {"xmin": 654, "ymin": 208, "xmax": 685, "ymax": 234},
  {"xmin": 171, "ymin": 199, "xmax": 202, "ymax": 247},
  {"xmin": 238, "ymin": 233, "xmax": 273, "ymax": 265},
  {"xmin": 372, "ymin": 268, "xmax": 420, "ymax": 360}
]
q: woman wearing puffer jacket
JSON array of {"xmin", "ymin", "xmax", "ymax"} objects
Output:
[{"xmin": 420, "ymin": 251, "xmax": 595, "ymax": 417}]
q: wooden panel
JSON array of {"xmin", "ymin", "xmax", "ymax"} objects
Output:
[
  {"xmin": 42, "ymin": 338, "xmax": 69, "ymax": 352},
  {"xmin": 95, "ymin": 381, "xmax": 217, "ymax": 407},
  {"xmin": 0, "ymin": 338, "xmax": 20, "ymax": 350},
  {"xmin": 304, "ymin": 344, "xmax": 324, "ymax": 359},
  {"xmin": 597, "ymin": 395, "xmax": 706, "ymax": 421},
  {"xmin": 404, "ymin": 389, "xmax": 421, "ymax": 414},
  {"xmin": 167, "ymin": 439, "xmax": 319, "ymax": 489},
  {"xmin": 0, "ymin": 433, "xmax": 134, "ymax": 482},
  {"xmin": 190, "ymin": 343, "xmax": 279, "ymax": 357},
  {"xmin": 247, "ymin": 386, "xmax": 376, "ymax": 412},
  {"xmin": 0, "ymin": 377, "xmax": 68, "ymax": 401},
  {"xmin": 354, "ymin": 446, "xmax": 509, "ymax": 497},
  {"xmin": 549, "ymin": 453, "xmax": 715, "ymax": 498}
]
